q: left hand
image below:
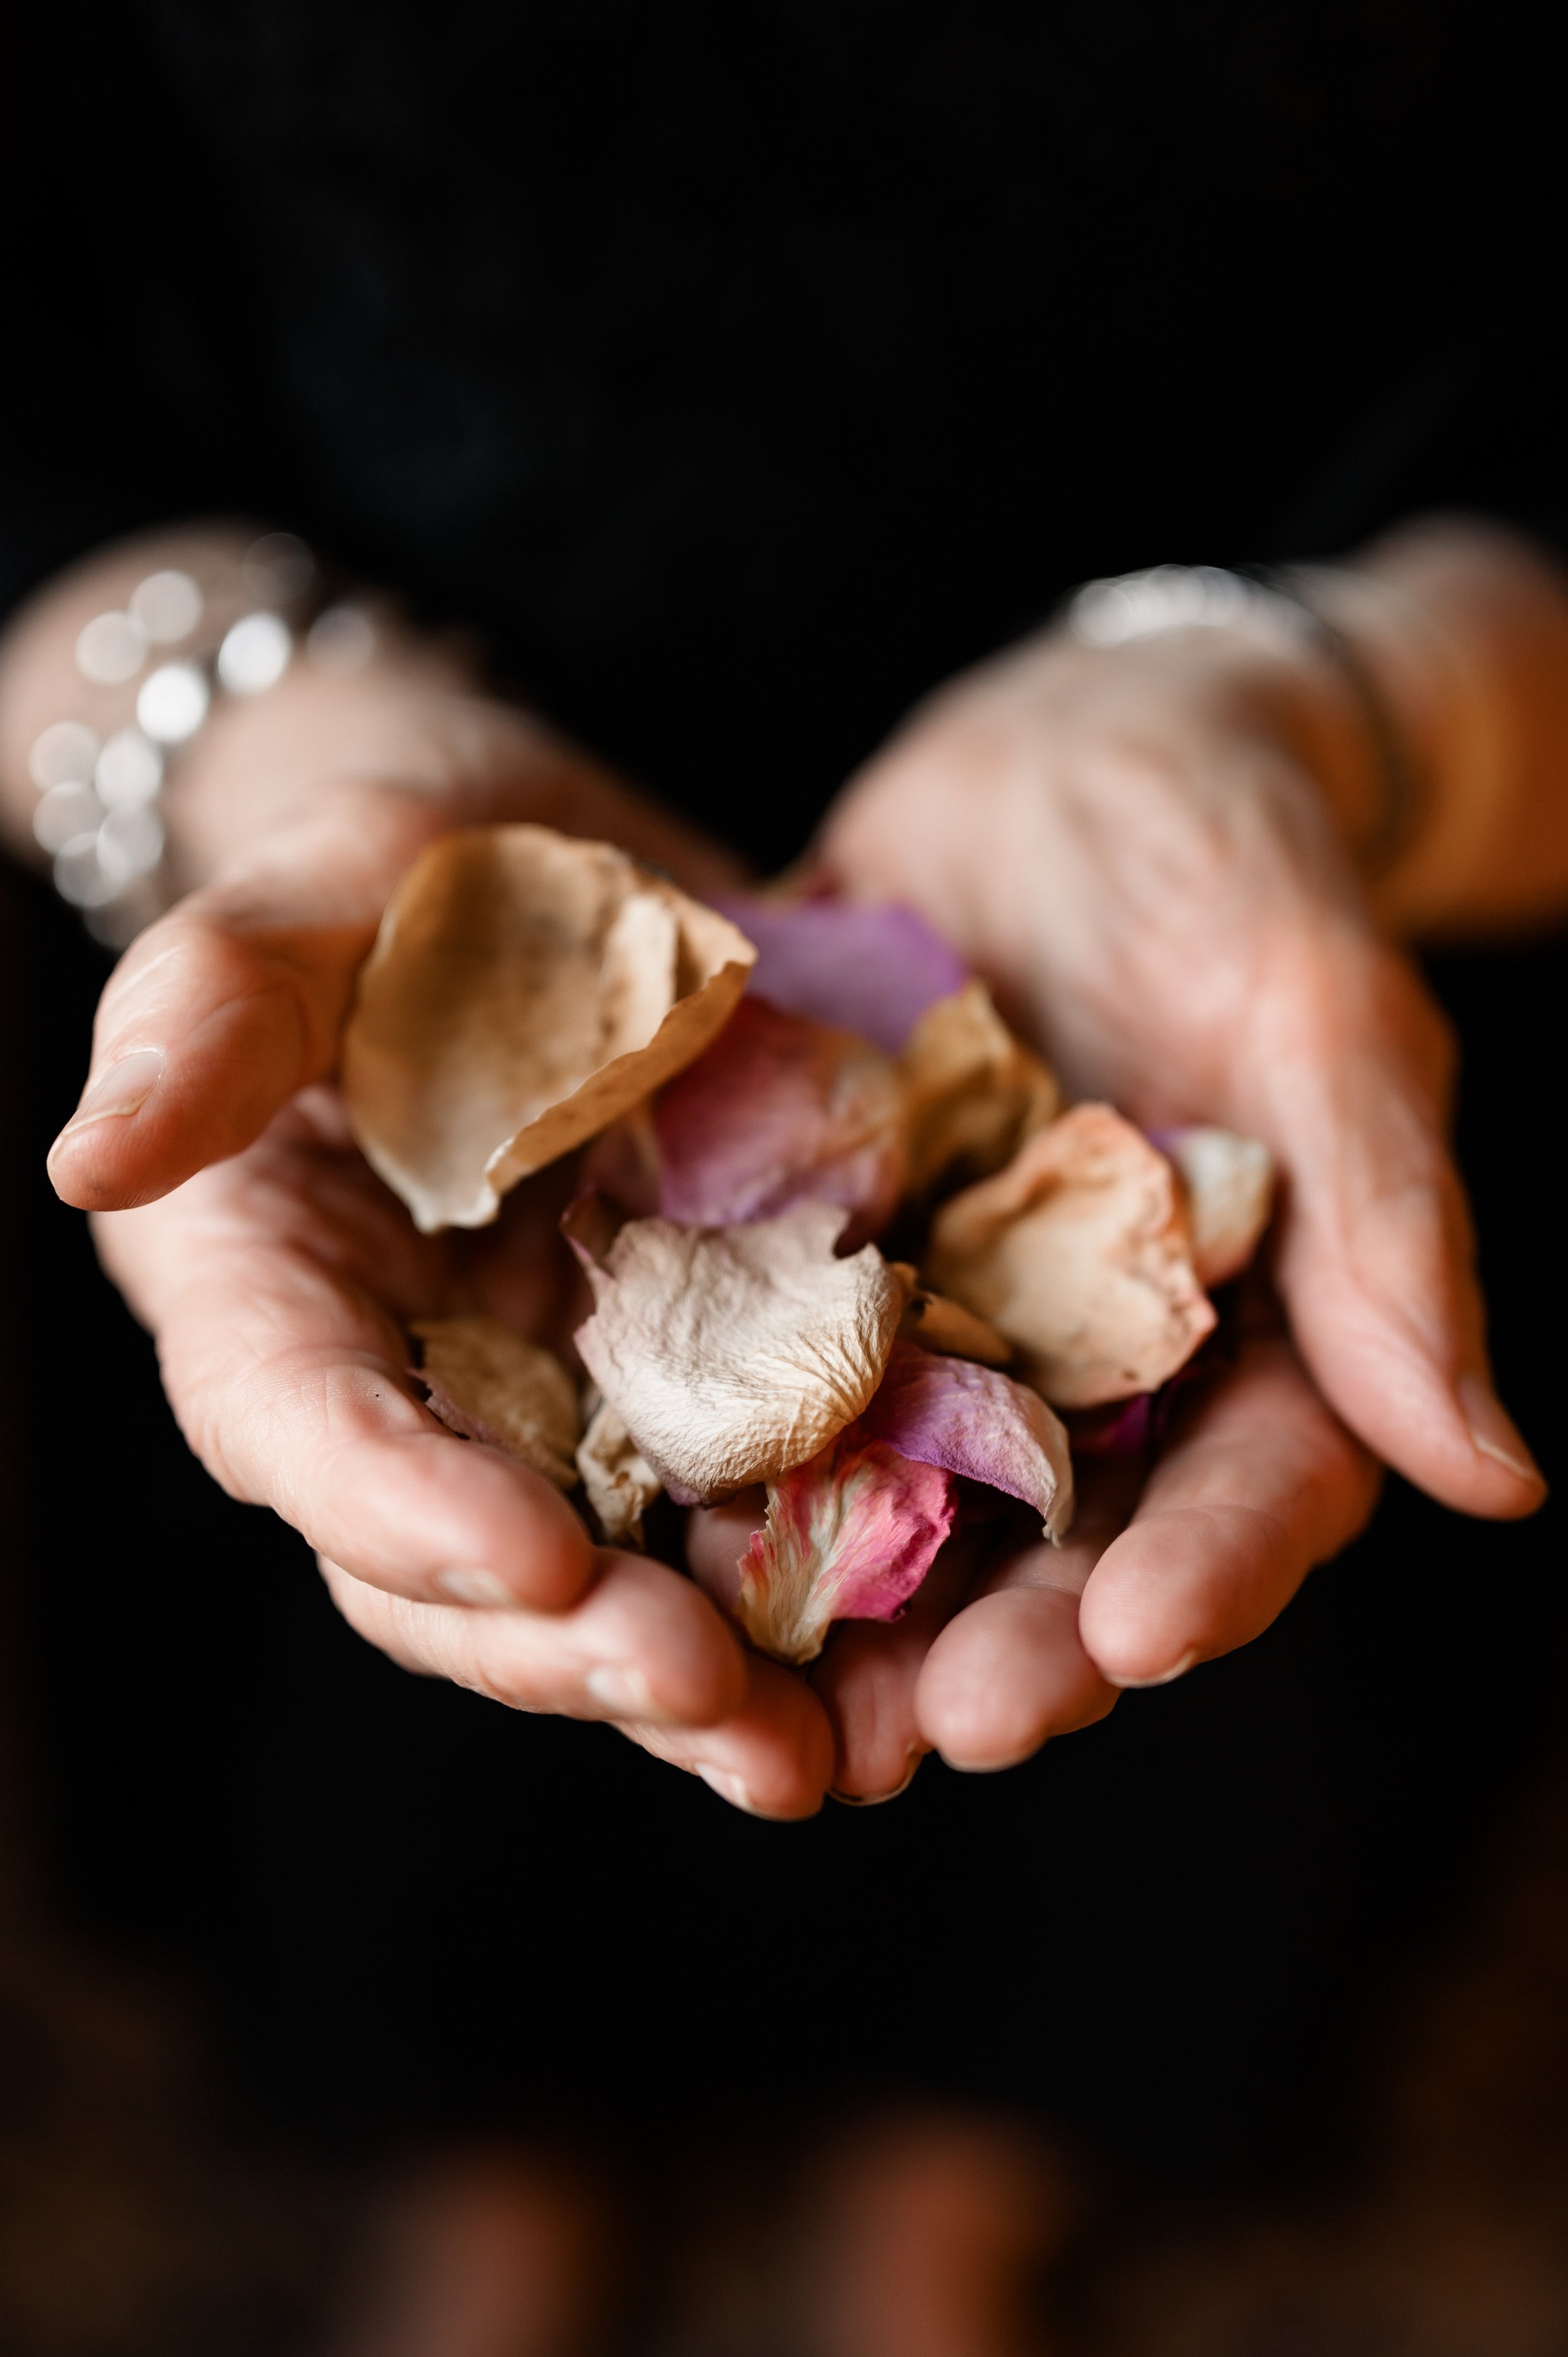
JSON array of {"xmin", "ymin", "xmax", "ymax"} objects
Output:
[{"xmin": 787, "ymin": 600, "xmax": 1542, "ymax": 1797}]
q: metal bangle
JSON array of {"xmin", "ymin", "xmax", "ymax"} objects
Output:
[
  {"xmin": 1066, "ymin": 562, "xmax": 1425, "ymax": 880},
  {"xmin": 27, "ymin": 533, "xmax": 378, "ymax": 949}
]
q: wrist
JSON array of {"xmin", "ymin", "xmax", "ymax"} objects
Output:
[{"xmin": 1302, "ymin": 520, "xmax": 1568, "ymax": 934}]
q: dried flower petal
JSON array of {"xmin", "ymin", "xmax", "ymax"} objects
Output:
[
  {"xmin": 734, "ymin": 1432, "xmax": 955, "ymax": 1664},
  {"xmin": 898, "ymin": 979, "xmax": 1061, "ymax": 1193},
  {"xmin": 576, "ymin": 1396, "xmax": 662, "ymax": 1546},
  {"xmin": 413, "ymin": 1315, "xmax": 580, "ymax": 1489},
  {"xmin": 712, "ymin": 893, "xmax": 967, "ymax": 1053},
  {"xmin": 859, "ymin": 1341, "xmax": 1073, "ymax": 1541},
  {"xmin": 926, "ymin": 1104, "xmax": 1216, "ymax": 1407},
  {"xmin": 652, "ymin": 996, "xmax": 908, "ymax": 1243},
  {"xmin": 890, "ymin": 1268, "xmax": 1014, "ymax": 1366},
  {"xmin": 1157, "ymin": 1125, "xmax": 1274, "ymax": 1287},
  {"xmin": 345, "ymin": 826, "xmax": 755, "ymax": 1232},
  {"xmin": 572, "ymin": 1200, "xmax": 904, "ymax": 1499}
]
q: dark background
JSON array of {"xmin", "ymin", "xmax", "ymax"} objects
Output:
[{"xmin": 1, "ymin": 0, "xmax": 1564, "ymax": 2191}]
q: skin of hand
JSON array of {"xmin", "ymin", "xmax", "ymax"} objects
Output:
[
  {"xmin": 16, "ymin": 523, "xmax": 1555, "ymax": 1817},
  {"xmin": 788, "ymin": 592, "xmax": 1549, "ymax": 1796},
  {"xmin": 3, "ymin": 533, "xmax": 830, "ymax": 1821}
]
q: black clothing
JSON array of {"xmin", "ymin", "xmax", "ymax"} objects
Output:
[{"xmin": 3, "ymin": 3, "xmax": 1565, "ymax": 2184}]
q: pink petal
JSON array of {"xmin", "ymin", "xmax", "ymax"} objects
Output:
[
  {"xmin": 734, "ymin": 1431, "xmax": 956, "ymax": 1664},
  {"xmin": 859, "ymin": 1341, "xmax": 1073, "ymax": 1540},
  {"xmin": 711, "ymin": 894, "xmax": 968, "ymax": 1053},
  {"xmin": 652, "ymin": 995, "xmax": 908, "ymax": 1243}
]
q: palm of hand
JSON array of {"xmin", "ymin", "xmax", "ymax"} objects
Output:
[{"xmin": 63, "ymin": 627, "xmax": 1540, "ymax": 1818}]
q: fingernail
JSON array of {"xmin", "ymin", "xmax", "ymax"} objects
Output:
[
  {"xmin": 1456, "ymin": 1373, "xmax": 1544, "ymax": 1489},
  {"xmin": 56, "ymin": 1048, "xmax": 164, "ymax": 1139},
  {"xmin": 583, "ymin": 1664, "xmax": 654, "ymax": 1718},
  {"xmin": 1108, "ymin": 1646, "xmax": 1199, "ymax": 1692},
  {"xmin": 696, "ymin": 1764, "xmax": 759, "ymax": 1813},
  {"xmin": 830, "ymin": 1752, "xmax": 923, "ymax": 1807},
  {"xmin": 437, "ymin": 1565, "xmax": 514, "ymax": 1607}
]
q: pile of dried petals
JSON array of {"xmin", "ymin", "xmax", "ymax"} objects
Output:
[{"xmin": 344, "ymin": 826, "xmax": 1274, "ymax": 1664}]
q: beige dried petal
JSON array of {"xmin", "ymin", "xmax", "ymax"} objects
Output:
[
  {"xmin": 573, "ymin": 1201, "xmax": 904, "ymax": 1499},
  {"xmin": 888, "ymin": 1264, "xmax": 1014, "ymax": 1366},
  {"xmin": 926, "ymin": 1104, "xmax": 1216, "ymax": 1407},
  {"xmin": 898, "ymin": 978, "xmax": 1061, "ymax": 1194},
  {"xmin": 344, "ymin": 825, "xmax": 755, "ymax": 1232},
  {"xmin": 1164, "ymin": 1125, "xmax": 1275, "ymax": 1288},
  {"xmin": 576, "ymin": 1398, "xmax": 662, "ymax": 1547},
  {"xmin": 413, "ymin": 1315, "xmax": 581, "ymax": 1489}
]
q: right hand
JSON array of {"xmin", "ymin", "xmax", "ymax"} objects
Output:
[{"xmin": 30, "ymin": 580, "xmax": 835, "ymax": 1818}]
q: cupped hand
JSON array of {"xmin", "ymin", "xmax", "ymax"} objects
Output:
[
  {"xmin": 48, "ymin": 648, "xmax": 833, "ymax": 1819},
  {"xmin": 797, "ymin": 608, "xmax": 1545, "ymax": 1792},
  {"xmin": 690, "ymin": 1301, "xmax": 1379, "ymax": 1802}
]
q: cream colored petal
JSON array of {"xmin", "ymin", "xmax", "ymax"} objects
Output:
[
  {"xmin": 898, "ymin": 978, "xmax": 1061, "ymax": 1194},
  {"xmin": 573, "ymin": 1201, "xmax": 904, "ymax": 1499},
  {"xmin": 576, "ymin": 1397, "xmax": 663, "ymax": 1547},
  {"xmin": 413, "ymin": 1314, "xmax": 581, "ymax": 1489},
  {"xmin": 344, "ymin": 825, "xmax": 755, "ymax": 1232},
  {"xmin": 926, "ymin": 1104, "xmax": 1215, "ymax": 1407},
  {"xmin": 887, "ymin": 1263, "xmax": 1014, "ymax": 1366},
  {"xmin": 1163, "ymin": 1125, "xmax": 1275, "ymax": 1288}
]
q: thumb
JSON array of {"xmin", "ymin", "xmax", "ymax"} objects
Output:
[
  {"xmin": 47, "ymin": 814, "xmax": 393, "ymax": 1211},
  {"xmin": 1253, "ymin": 940, "xmax": 1544, "ymax": 1521}
]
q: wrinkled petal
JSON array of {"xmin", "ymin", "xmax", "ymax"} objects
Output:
[
  {"xmin": 571, "ymin": 1200, "xmax": 904, "ymax": 1499},
  {"xmin": 346, "ymin": 825, "xmax": 755, "ymax": 1232},
  {"xmin": 859, "ymin": 1341, "xmax": 1073, "ymax": 1541},
  {"xmin": 576, "ymin": 1395, "xmax": 662, "ymax": 1546},
  {"xmin": 652, "ymin": 996, "xmax": 908, "ymax": 1243},
  {"xmin": 1155, "ymin": 1125, "xmax": 1274, "ymax": 1287},
  {"xmin": 926, "ymin": 1104, "xmax": 1216, "ymax": 1407},
  {"xmin": 412, "ymin": 1314, "xmax": 581, "ymax": 1489},
  {"xmin": 898, "ymin": 979, "xmax": 1060, "ymax": 1194},
  {"xmin": 732, "ymin": 1432, "xmax": 956, "ymax": 1664},
  {"xmin": 712, "ymin": 893, "xmax": 967, "ymax": 1053}
]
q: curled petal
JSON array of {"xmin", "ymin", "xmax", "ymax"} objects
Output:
[
  {"xmin": 733, "ymin": 1434, "xmax": 956, "ymax": 1665},
  {"xmin": 899, "ymin": 979, "xmax": 1061, "ymax": 1194},
  {"xmin": 572, "ymin": 1201, "xmax": 904, "ymax": 1499},
  {"xmin": 413, "ymin": 1315, "xmax": 581, "ymax": 1489},
  {"xmin": 346, "ymin": 825, "xmax": 755, "ymax": 1232},
  {"xmin": 712, "ymin": 893, "xmax": 967, "ymax": 1053},
  {"xmin": 653, "ymin": 996, "xmax": 908, "ymax": 1243},
  {"xmin": 860, "ymin": 1341, "xmax": 1073, "ymax": 1541},
  {"xmin": 576, "ymin": 1396, "xmax": 662, "ymax": 1546},
  {"xmin": 892, "ymin": 1270, "xmax": 1014, "ymax": 1366},
  {"xmin": 926, "ymin": 1104, "xmax": 1216, "ymax": 1407},
  {"xmin": 1156, "ymin": 1125, "xmax": 1274, "ymax": 1287}
]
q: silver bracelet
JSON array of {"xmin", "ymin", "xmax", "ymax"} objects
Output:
[
  {"xmin": 28, "ymin": 533, "xmax": 378, "ymax": 948},
  {"xmin": 1066, "ymin": 562, "xmax": 1422, "ymax": 876}
]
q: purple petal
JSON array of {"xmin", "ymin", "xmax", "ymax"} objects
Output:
[
  {"xmin": 652, "ymin": 995, "xmax": 907, "ymax": 1243},
  {"xmin": 859, "ymin": 1340, "xmax": 1073, "ymax": 1540},
  {"xmin": 711, "ymin": 894, "xmax": 968, "ymax": 1054}
]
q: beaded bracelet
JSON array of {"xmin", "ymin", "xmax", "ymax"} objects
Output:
[{"xmin": 27, "ymin": 533, "xmax": 376, "ymax": 947}]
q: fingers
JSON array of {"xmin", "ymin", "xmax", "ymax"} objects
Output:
[
  {"xmin": 321, "ymin": 1548, "xmax": 748, "ymax": 1730},
  {"xmin": 1076, "ymin": 1336, "xmax": 1380, "ymax": 1689},
  {"xmin": 95, "ymin": 1158, "xmax": 597, "ymax": 1613},
  {"xmin": 625, "ymin": 1654, "xmax": 837, "ymax": 1820},
  {"xmin": 1249, "ymin": 936, "xmax": 1544, "ymax": 1521},
  {"xmin": 686, "ymin": 1496, "xmax": 880, "ymax": 1811},
  {"xmin": 48, "ymin": 801, "xmax": 410, "ymax": 1212},
  {"xmin": 808, "ymin": 1535, "xmax": 980, "ymax": 1802},
  {"xmin": 914, "ymin": 1460, "xmax": 1140, "ymax": 1771}
]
